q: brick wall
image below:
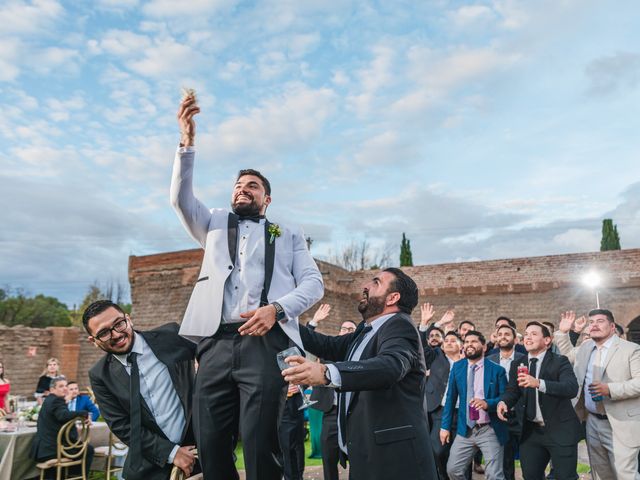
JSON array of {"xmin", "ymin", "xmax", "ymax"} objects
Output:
[
  {"xmin": 0, "ymin": 325, "xmax": 104, "ymax": 397},
  {"xmin": 129, "ymin": 248, "xmax": 640, "ymax": 340}
]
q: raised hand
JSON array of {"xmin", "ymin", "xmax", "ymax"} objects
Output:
[
  {"xmin": 312, "ymin": 304, "xmax": 331, "ymax": 323},
  {"xmin": 437, "ymin": 310, "xmax": 455, "ymax": 331},
  {"xmin": 573, "ymin": 315, "xmax": 587, "ymax": 333},
  {"xmin": 177, "ymin": 91, "xmax": 200, "ymax": 147},
  {"xmin": 558, "ymin": 311, "xmax": 575, "ymax": 333},
  {"xmin": 420, "ymin": 303, "xmax": 435, "ymax": 326}
]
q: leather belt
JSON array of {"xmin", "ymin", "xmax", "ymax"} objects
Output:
[{"xmin": 590, "ymin": 412, "xmax": 608, "ymax": 420}]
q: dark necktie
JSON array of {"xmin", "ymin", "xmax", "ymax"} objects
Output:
[
  {"xmin": 525, "ymin": 357, "xmax": 538, "ymax": 422},
  {"xmin": 238, "ymin": 215, "xmax": 264, "ymax": 222},
  {"xmin": 338, "ymin": 325, "xmax": 373, "ymax": 448},
  {"xmin": 128, "ymin": 352, "xmax": 142, "ymax": 470}
]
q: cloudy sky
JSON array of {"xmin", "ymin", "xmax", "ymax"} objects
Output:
[{"xmin": 1, "ymin": 0, "xmax": 639, "ymax": 307}]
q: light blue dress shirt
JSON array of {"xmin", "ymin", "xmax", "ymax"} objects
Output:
[{"xmin": 114, "ymin": 333, "xmax": 185, "ymax": 463}]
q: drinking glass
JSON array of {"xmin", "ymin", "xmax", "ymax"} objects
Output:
[{"xmin": 276, "ymin": 347, "xmax": 318, "ymax": 410}]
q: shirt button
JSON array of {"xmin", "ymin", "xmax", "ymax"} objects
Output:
[
  {"xmin": 235, "ymin": 286, "xmax": 238, "ymax": 290},
  {"xmin": 228, "ymin": 265, "xmax": 233, "ymax": 270}
]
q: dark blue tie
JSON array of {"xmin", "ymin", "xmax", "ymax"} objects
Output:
[{"xmin": 128, "ymin": 353, "xmax": 142, "ymax": 470}]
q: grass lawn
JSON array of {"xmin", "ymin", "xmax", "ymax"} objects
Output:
[{"xmin": 234, "ymin": 439, "xmax": 324, "ymax": 470}]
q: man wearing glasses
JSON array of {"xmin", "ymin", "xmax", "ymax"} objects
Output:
[{"xmin": 84, "ymin": 300, "xmax": 198, "ymax": 480}]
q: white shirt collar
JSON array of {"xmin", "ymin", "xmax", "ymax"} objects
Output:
[
  {"xmin": 113, "ymin": 332, "xmax": 144, "ymax": 367},
  {"xmin": 528, "ymin": 349, "xmax": 546, "ymax": 362},
  {"xmin": 595, "ymin": 334, "xmax": 616, "ymax": 351},
  {"xmin": 366, "ymin": 313, "xmax": 396, "ymax": 332}
]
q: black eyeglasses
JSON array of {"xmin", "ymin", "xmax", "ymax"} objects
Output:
[{"xmin": 94, "ymin": 317, "xmax": 128, "ymax": 342}]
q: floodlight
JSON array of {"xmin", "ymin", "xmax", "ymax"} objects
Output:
[{"xmin": 582, "ymin": 271, "xmax": 601, "ymax": 289}]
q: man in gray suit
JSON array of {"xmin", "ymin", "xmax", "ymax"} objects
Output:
[
  {"xmin": 172, "ymin": 93, "xmax": 324, "ymax": 480},
  {"xmin": 555, "ymin": 309, "xmax": 640, "ymax": 480}
]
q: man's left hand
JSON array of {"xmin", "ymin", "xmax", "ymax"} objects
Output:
[
  {"xmin": 589, "ymin": 382, "xmax": 610, "ymax": 398},
  {"xmin": 238, "ymin": 305, "xmax": 277, "ymax": 336},
  {"xmin": 282, "ymin": 355, "xmax": 328, "ymax": 386}
]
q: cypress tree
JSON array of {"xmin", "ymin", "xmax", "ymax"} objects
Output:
[
  {"xmin": 600, "ymin": 219, "xmax": 621, "ymax": 251},
  {"xmin": 400, "ymin": 233, "xmax": 414, "ymax": 267}
]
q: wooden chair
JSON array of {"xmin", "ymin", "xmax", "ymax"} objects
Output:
[
  {"xmin": 92, "ymin": 431, "xmax": 127, "ymax": 479},
  {"xmin": 36, "ymin": 419, "xmax": 91, "ymax": 480}
]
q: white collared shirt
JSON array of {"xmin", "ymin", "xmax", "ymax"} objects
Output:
[
  {"xmin": 499, "ymin": 350, "xmax": 516, "ymax": 381},
  {"xmin": 584, "ymin": 335, "xmax": 616, "ymax": 414},
  {"xmin": 527, "ymin": 350, "xmax": 547, "ymax": 425}
]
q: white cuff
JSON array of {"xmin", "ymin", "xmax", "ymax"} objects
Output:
[
  {"xmin": 419, "ymin": 324, "xmax": 429, "ymax": 332},
  {"xmin": 538, "ymin": 380, "xmax": 546, "ymax": 393},
  {"xmin": 177, "ymin": 146, "xmax": 195, "ymax": 153}
]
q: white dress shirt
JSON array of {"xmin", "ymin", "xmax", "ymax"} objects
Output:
[
  {"xmin": 114, "ymin": 333, "xmax": 186, "ymax": 463},
  {"xmin": 222, "ymin": 218, "xmax": 267, "ymax": 323},
  {"xmin": 499, "ymin": 350, "xmax": 516, "ymax": 381},
  {"xmin": 527, "ymin": 350, "xmax": 547, "ymax": 425}
]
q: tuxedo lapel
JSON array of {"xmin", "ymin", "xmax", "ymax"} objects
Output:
[{"xmin": 227, "ymin": 212, "xmax": 239, "ymax": 266}]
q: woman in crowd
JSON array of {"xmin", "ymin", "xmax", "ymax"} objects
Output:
[
  {"xmin": 0, "ymin": 361, "xmax": 9, "ymax": 411},
  {"xmin": 35, "ymin": 357, "xmax": 61, "ymax": 403}
]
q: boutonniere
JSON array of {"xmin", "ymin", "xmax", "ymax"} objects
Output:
[{"xmin": 268, "ymin": 224, "xmax": 282, "ymax": 244}]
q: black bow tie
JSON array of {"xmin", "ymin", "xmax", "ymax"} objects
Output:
[{"xmin": 238, "ymin": 215, "xmax": 265, "ymax": 223}]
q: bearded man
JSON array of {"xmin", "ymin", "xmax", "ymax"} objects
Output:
[
  {"xmin": 280, "ymin": 268, "xmax": 438, "ymax": 480},
  {"xmin": 171, "ymin": 92, "xmax": 324, "ymax": 480}
]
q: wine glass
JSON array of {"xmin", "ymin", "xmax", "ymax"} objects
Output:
[{"xmin": 276, "ymin": 347, "xmax": 318, "ymax": 410}]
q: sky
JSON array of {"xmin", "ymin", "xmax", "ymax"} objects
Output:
[{"xmin": 1, "ymin": 0, "xmax": 639, "ymax": 307}]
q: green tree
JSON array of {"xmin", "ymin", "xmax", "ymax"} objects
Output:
[
  {"xmin": 0, "ymin": 290, "xmax": 72, "ymax": 327},
  {"xmin": 600, "ymin": 219, "xmax": 621, "ymax": 251},
  {"xmin": 400, "ymin": 233, "xmax": 413, "ymax": 267},
  {"xmin": 70, "ymin": 282, "xmax": 131, "ymax": 326}
]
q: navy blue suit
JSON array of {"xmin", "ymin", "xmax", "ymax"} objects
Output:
[
  {"xmin": 70, "ymin": 394, "xmax": 100, "ymax": 421},
  {"xmin": 441, "ymin": 358, "xmax": 509, "ymax": 445}
]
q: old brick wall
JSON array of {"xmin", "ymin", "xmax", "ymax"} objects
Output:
[
  {"xmin": 128, "ymin": 248, "xmax": 640, "ymax": 342},
  {"xmin": 0, "ymin": 325, "xmax": 96, "ymax": 397}
]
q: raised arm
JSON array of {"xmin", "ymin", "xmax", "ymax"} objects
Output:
[{"xmin": 170, "ymin": 93, "xmax": 211, "ymax": 247}]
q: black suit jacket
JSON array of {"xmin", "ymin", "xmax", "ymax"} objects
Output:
[
  {"xmin": 500, "ymin": 350, "xmax": 581, "ymax": 446},
  {"xmin": 32, "ymin": 394, "xmax": 88, "ymax": 460},
  {"xmin": 89, "ymin": 323, "xmax": 196, "ymax": 480},
  {"xmin": 300, "ymin": 313, "xmax": 437, "ymax": 480}
]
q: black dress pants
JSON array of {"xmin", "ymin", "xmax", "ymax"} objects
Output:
[
  {"xmin": 279, "ymin": 393, "xmax": 306, "ymax": 480},
  {"xmin": 320, "ymin": 405, "xmax": 340, "ymax": 480},
  {"xmin": 520, "ymin": 422, "xmax": 577, "ymax": 480},
  {"xmin": 193, "ymin": 324, "xmax": 289, "ymax": 480}
]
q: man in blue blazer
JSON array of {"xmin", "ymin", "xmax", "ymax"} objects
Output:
[
  {"xmin": 440, "ymin": 330, "xmax": 508, "ymax": 480},
  {"xmin": 67, "ymin": 381, "xmax": 100, "ymax": 421}
]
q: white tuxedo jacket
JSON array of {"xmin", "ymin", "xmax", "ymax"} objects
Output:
[
  {"xmin": 170, "ymin": 148, "xmax": 324, "ymax": 347},
  {"xmin": 555, "ymin": 331, "xmax": 640, "ymax": 447}
]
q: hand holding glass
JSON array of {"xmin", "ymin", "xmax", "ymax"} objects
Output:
[{"xmin": 276, "ymin": 347, "xmax": 318, "ymax": 410}]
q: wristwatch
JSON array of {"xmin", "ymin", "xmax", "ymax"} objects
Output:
[{"xmin": 271, "ymin": 302, "xmax": 286, "ymax": 321}]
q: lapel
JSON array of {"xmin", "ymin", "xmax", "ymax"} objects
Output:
[
  {"xmin": 106, "ymin": 353, "xmax": 154, "ymax": 417},
  {"xmin": 602, "ymin": 335, "xmax": 620, "ymax": 372},
  {"xmin": 483, "ymin": 359, "xmax": 492, "ymax": 395},
  {"xmin": 538, "ymin": 351, "xmax": 552, "ymax": 384},
  {"xmin": 459, "ymin": 359, "xmax": 469, "ymax": 404},
  {"xmin": 345, "ymin": 321, "xmax": 378, "ymax": 411},
  {"xmin": 227, "ymin": 213, "xmax": 239, "ymax": 266}
]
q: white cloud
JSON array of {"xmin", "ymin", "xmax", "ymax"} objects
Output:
[
  {"xmin": 347, "ymin": 44, "xmax": 395, "ymax": 116},
  {"xmin": 128, "ymin": 37, "xmax": 202, "ymax": 78},
  {"xmin": 33, "ymin": 47, "xmax": 81, "ymax": 74},
  {"xmin": 0, "ymin": 0, "xmax": 63, "ymax": 35},
  {"xmin": 585, "ymin": 51, "xmax": 640, "ymax": 96},
  {"xmin": 0, "ymin": 38, "xmax": 23, "ymax": 81},
  {"xmin": 553, "ymin": 228, "xmax": 600, "ymax": 251},
  {"xmin": 212, "ymin": 84, "xmax": 337, "ymax": 156},
  {"xmin": 142, "ymin": 0, "xmax": 237, "ymax": 17},
  {"xmin": 98, "ymin": 30, "xmax": 152, "ymax": 57},
  {"xmin": 449, "ymin": 5, "xmax": 497, "ymax": 28}
]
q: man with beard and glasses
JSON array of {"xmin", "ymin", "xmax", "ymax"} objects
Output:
[
  {"xmin": 487, "ymin": 325, "xmax": 526, "ymax": 480},
  {"xmin": 498, "ymin": 322, "xmax": 581, "ymax": 480},
  {"xmin": 440, "ymin": 331, "xmax": 508, "ymax": 480},
  {"xmin": 172, "ymin": 93, "xmax": 324, "ymax": 480},
  {"xmin": 280, "ymin": 268, "xmax": 437, "ymax": 480},
  {"xmin": 85, "ymin": 301, "xmax": 198, "ymax": 480}
]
